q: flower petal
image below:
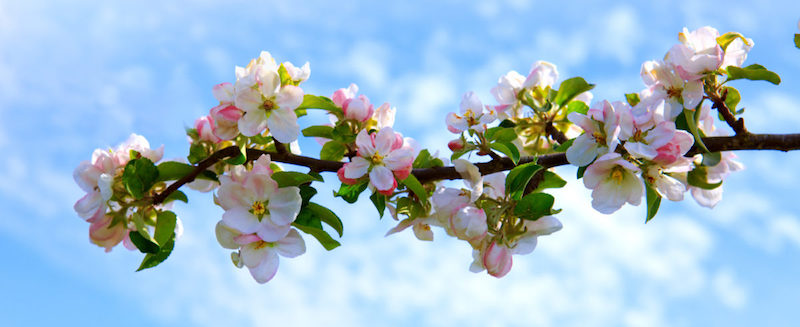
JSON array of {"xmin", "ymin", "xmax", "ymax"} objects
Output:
[
  {"xmin": 238, "ymin": 110, "xmax": 268, "ymax": 137},
  {"xmin": 275, "ymin": 229, "xmax": 306, "ymax": 258},
  {"xmin": 267, "ymin": 107, "xmax": 299, "ymax": 143},
  {"xmin": 248, "ymin": 252, "xmax": 279, "ymax": 284},
  {"xmin": 222, "ymin": 206, "xmax": 260, "ymax": 234},
  {"xmin": 369, "ymin": 165, "xmax": 395, "ymax": 192},
  {"xmin": 267, "ymin": 187, "xmax": 302, "ymax": 226},
  {"xmin": 344, "ymin": 157, "xmax": 370, "ymax": 179}
]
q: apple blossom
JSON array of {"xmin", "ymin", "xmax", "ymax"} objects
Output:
[
  {"xmin": 337, "ymin": 127, "xmax": 415, "ymax": 196},
  {"xmin": 193, "ymin": 115, "xmax": 222, "ymax": 143},
  {"xmin": 667, "ymin": 26, "xmax": 724, "ymax": 81},
  {"xmin": 237, "ymin": 228, "xmax": 306, "ymax": 284},
  {"xmin": 209, "ymin": 82, "xmax": 243, "ymax": 141},
  {"xmin": 446, "ymin": 91, "xmax": 496, "ymax": 133},
  {"xmin": 234, "ymin": 51, "xmax": 303, "ymax": 143},
  {"xmin": 282, "ymin": 61, "xmax": 311, "ymax": 83},
  {"xmin": 523, "ymin": 60, "xmax": 559, "ymax": 90},
  {"xmin": 565, "ymin": 100, "xmax": 623, "ymax": 166},
  {"xmin": 639, "ymin": 60, "xmax": 703, "ymax": 118},
  {"xmin": 482, "ymin": 240, "xmax": 513, "ymax": 278},
  {"xmin": 583, "ymin": 152, "xmax": 644, "ymax": 214}
]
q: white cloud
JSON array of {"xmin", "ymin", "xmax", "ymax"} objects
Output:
[{"xmin": 711, "ymin": 268, "xmax": 748, "ymax": 309}]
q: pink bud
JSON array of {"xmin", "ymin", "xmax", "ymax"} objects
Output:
[
  {"xmin": 194, "ymin": 115, "xmax": 222, "ymax": 143},
  {"xmin": 448, "ymin": 139, "xmax": 465, "ymax": 151},
  {"xmin": 88, "ymin": 210, "xmax": 127, "ymax": 253},
  {"xmin": 483, "ymin": 241, "xmax": 513, "ymax": 278}
]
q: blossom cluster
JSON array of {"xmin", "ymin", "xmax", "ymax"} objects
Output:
[
  {"xmin": 565, "ymin": 26, "xmax": 747, "ymax": 214},
  {"xmin": 214, "ymin": 155, "xmax": 305, "ymax": 283},
  {"xmin": 73, "ymin": 134, "xmax": 172, "ymax": 252}
]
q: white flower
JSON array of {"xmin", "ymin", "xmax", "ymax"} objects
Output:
[
  {"xmin": 566, "ymin": 100, "xmax": 622, "ymax": 166},
  {"xmin": 582, "ymin": 153, "xmax": 644, "ymax": 214}
]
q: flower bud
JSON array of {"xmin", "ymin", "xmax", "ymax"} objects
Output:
[
  {"xmin": 483, "ymin": 240, "xmax": 513, "ymax": 278},
  {"xmin": 448, "ymin": 138, "xmax": 465, "ymax": 152}
]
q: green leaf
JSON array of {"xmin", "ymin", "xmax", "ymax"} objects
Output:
[
  {"xmin": 302, "ymin": 125, "xmax": 335, "ymax": 139},
  {"xmin": 413, "ymin": 149, "xmax": 444, "ymax": 169},
  {"xmin": 369, "ymin": 192, "xmax": 386, "ymax": 218},
  {"xmin": 129, "ymin": 231, "xmax": 159, "ymax": 254},
  {"xmin": 701, "ymin": 152, "xmax": 722, "ymax": 167},
  {"xmin": 225, "ymin": 144, "xmax": 247, "ymax": 165},
  {"xmin": 156, "ymin": 161, "xmax": 217, "ymax": 182},
  {"xmin": 278, "ymin": 63, "xmax": 293, "ymax": 86},
  {"xmin": 498, "ymin": 119, "xmax": 517, "ymax": 128},
  {"xmin": 137, "ymin": 235, "xmax": 175, "ymax": 271},
  {"xmin": 716, "ymin": 32, "xmax": 750, "ymax": 50},
  {"xmin": 505, "ymin": 162, "xmax": 543, "ymax": 201},
  {"xmin": 490, "ymin": 142, "xmax": 520, "ymax": 165},
  {"xmin": 292, "ymin": 223, "xmax": 341, "ymax": 251},
  {"xmin": 795, "ymin": 34, "xmax": 800, "ymax": 49},
  {"xmin": 162, "ymin": 190, "xmax": 188, "ymax": 204},
  {"xmin": 320, "ymin": 141, "xmax": 346, "ymax": 161},
  {"xmin": 625, "ymin": 93, "xmax": 641, "ymax": 107},
  {"xmin": 554, "ymin": 77, "xmax": 595, "ymax": 106},
  {"xmin": 687, "ymin": 166, "xmax": 723, "ymax": 190},
  {"xmin": 154, "ymin": 211, "xmax": 177, "ymax": 246},
  {"xmin": 726, "ymin": 64, "xmax": 781, "ymax": 85},
  {"xmin": 331, "ymin": 123, "xmax": 356, "ymax": 144},
  {"xmin": 553, "ymin": 138, "xmax": 574, "ymax": 152},
  {"xmin": 450, "ymin": 143, "xmax": 476, "ymax": 161},
  {"xmin": 304, "ymin": 202, "xmax": 344, "ymax": 237},
  {"xmin": 533, "ymin": 171, "xmax": 567, "ymax": 192},
  {"xmin": 577, "ymin": 165, "xmax": 588, "ymax": 179},
  {"xmin": 187, "ymin": 143, "xmax": 207, "ymax": 164},
  {"xmin": 299, "ymin": 184, "xmax": 317, "ymax": 207},
  {"xmin": 485, "ymin": 127, "xmax": 517, "ymax": 143},
  {"xmin": 723, "ymin": 86, "xmax": 741, "ymax": 113},
  {"xmin": 645, "ymin": 185, "xmax": 662, "ymax": 223},
  {"xmin": 297, "ymin": 95, "xmax": 343, "ymax": 116},
  {"xmin": 402, "ymin": 174, "xmax": 428, "ymax": 205},
  {"xmin": 514, "ymin": 192, "xmax": 555, "ymax": 221},
  {"xmin": 336, "ymin": 180, "xmax": 369, "ymax": 203},
  {"xmin": 122, "ymin": 157, "xmax": 159, "ymax": 200},
  {"xmin": 682, "ymin": 108, "xmax": 709, "ymax": 153},
  {"xmin": 396, "ymin": 196, "xmax": 426, "ymax": 218},
  {"xmin": 271, "ymin": 171, "xmax": 320, "ymax": 187},
  {"xmin": 566, "ymin": 101, "xmax": 589, "ymax": 115}
]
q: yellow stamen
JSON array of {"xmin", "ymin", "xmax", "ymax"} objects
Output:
[
  {"xmin": 251, "ymin": 201, "xmax": 266, "ymax": 216},
  {"xmin": 611, "ymin": 168, "xmax": 624, "ymax": 183},
  {"xmin": 371, "ymin": 152, "xmax": 384, "ymax": 164}
]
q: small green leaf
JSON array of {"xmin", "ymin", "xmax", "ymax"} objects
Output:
[
  {"xmin": 498, "ymin": 119, "xmax": 517, "ymax": 128},
  {"xmin": 716, "ymin": 32, "xmax": 750, "ymax": 50},
  {"xmin": 554, "ymin": 77, "xmax": 595, "ymax": 106},
  {"xmin": 485, "ymin": 127, "xmax": 517, "ymax": 143},
  {"xmin": 514, "ymin": 192, "xmax": 555, "ymax": 221},
  {"xmin": 553, "ymin": 138, "xmax": 574, "ymax": 152},
  {"xmin": 505, "ymin": 162, "xmax": 543, "ymax": 201},
  {"xmin": 726, "ymin": 64, "xmax": 781, "ymax": 85},
  {"xmin": 682, "ymin": 108, "xmax": 710, "ymax": 153},
  {"xmin": 723, "ymin": 86, "xmax": 741, "ymax": 113},
  {"xmin": 577, "ymin": 165, "xmax": 588, "ymax": 179},
  {"xmin": 533, "ymin": 171, "xmax": 567, "ymax": 192},
  {"xmin": 271, "ymin": 171, "xmax": 320, "ymax": 187},
  {"xmin": 450, "ymin": 143, "xmax": 476, "ymax": 161},
  {"xmin": 156, "ymin": 161, "xmax": 217, "ymax": 182},
  {"xmin": 645, "ymin": 185, "xmax": 661, "ymax": 223},
  {"xmin": 162, "ymin": 190, "xmax": 188, "ymax": 204},
  {"xmin": 687, "ymin": 166, "xmax": 723, "ymax": 190},
  {"xmin": 292, "ymin": 223, "xmax": 341, "ymax": 251},
  {"xmin": 297, "ymin": 95, "xmax": 343, "ymax": 116},
  {"xmin": 566, "ymin": 101, "xmax": 589, "ymax": 115},
  {"xmin": 336, "ymin": 180, "xmax": 369, "ymax": 203},
  {"xmin": 129, "ymin": 231, "xmax": 159, "ymax": 254},
  {"xmin": 795, "ymin": 34, "xmax": 800, "ymax": 49},
  {"xmin": 187, "ymin": 143, "xmax": 207, "ymax": 164},
  {"xmin": 413, "ymin": 149, "xmax": 444, "ymax": 169},
  {"xmin": 304, "ymin": 202, "xmax": 344, "ymax": 237},
  {"xmin": 320, "ymin": 141, "xmax": 346, "ymax": 161},
  {"xmin": 224, "ymin": 144, "xmax": 247, "ymax": 165},
  {"xmin": 402, "ymin": 174, "xmax": 428, "ymax": 205},
  {"xmin": 625, "ymin": 93, "xmax": 641, "ymax": 107},
  {"xmin": 302, "ymin": 125, "xmax": 335, "ymax": 139},
  {"xmin": 369, "ymin": 192, "xmax": 386, "ymax": 218},
  {"xmin": 331, "ymin": 123, "xmax": 357, "ymax": 144},
  {"xmin": 278, "ymin": 63, "xmax": 293, "ymax": 86},
  {"xmin": 490, "ymin": 142, "xmax": 520, "ymax": 165},
  {"xmin": 137, "ymin": 235, "xmax": 175, "ymax": 271},
  {"xmin": 122, "ymin": 157, "xmax": 159, "ymax": 200},
  {"xmin": 299, "ymin": 184, "xmax": 317, "ymax": 207},
  {"xmin": 154, "ymin": 211, "xmax": 177, "ymax": 247}
]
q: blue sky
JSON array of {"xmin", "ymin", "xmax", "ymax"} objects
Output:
[{"xmin": 2, "ymin": 0, "xmax": 800, "ymax": 326}]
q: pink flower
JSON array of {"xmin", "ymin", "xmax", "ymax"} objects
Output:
[
  {"xmin": 522, "ymin": 61, "xmax": 558, "ymax": 89},
  {"xmin": 216, "ymin": 155, "xmax": 302, "ymax": 242},
  {"xmin": 566, "ymin": 100, "xmax": 623, "ymax": 166},
  {"xmin": 88, "ymin": 209, "xmax": 129, "ymax": 253},
  {"xmin": 450, "ymin": 205, "xmax": 487, "ymax": 242},
  {"xmin": 372, "ymin": 102, "xmax": 395, "ymax": 129},
  {"xmin": 446, "ymin": 92, "xmax": 496, "ymax": 134},
  {"xmin": 337, "ymin": 127, "xmax": 415, "ymax": 195},
  {"xmin": 639, "ymin": 60, "xmax": 703, "ymax": 118},
  {"xmin": 447, "ymin": 138, "xmax": 465, "ymax": 151},
  {"xmin": 342, "ymin": 95, "xmax": 374, "ymax": 122},
  {"xmin": 666, "ymin": 26, "xmax": 724, "ymax": 81},
  {"xmin": 332, "ymin": 83, "xmax": 358, "ymax": 107},
  {"xmin": 209, "ymin": 82, "xmax": 244, "ymax": 141},
  {"xmin": 583, "ymin": 153, "xmax": 644, "ymax": 214},
  {"xmin": 482, "ymin": 240, "xmax": 513, "ymax": 278},
  {"xmin": 194, "ymin": 115, "xmax": 222, "ymax": 143},
  {"xmin": 217, "ymin": 222, "xmax": 306, "ymax": 284}
]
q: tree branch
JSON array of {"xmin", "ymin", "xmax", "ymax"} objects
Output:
[{"xmin": 152, "ymin": 133, "xmax": 800, "ymax": 204}]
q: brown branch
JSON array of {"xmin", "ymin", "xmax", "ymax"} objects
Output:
[
  {"xmin": 709, "ymin": 90, "xmax": 748, "ymax": 135},
  {"xmin": 152, "ymin": 133, "xmax": 800, "ymax": 204},
  {"xmin": 545, "ymin": 122, "xmax": 568, "ymax": 145}
]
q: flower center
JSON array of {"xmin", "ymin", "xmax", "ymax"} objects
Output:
[
  {"xmin": 610, "ymin": 167, "xmax": 625, "ymax": 183},
  {"xmin": 250, "ymin": 201, "xmax": 268, "ymax": 220},
  {"xmin": 261, "ymin": 99, "xmax": 276, "ymax": 111},
  {"xmin": 371, "ymin": 152, "xmax": 384, "ymax": 165}
]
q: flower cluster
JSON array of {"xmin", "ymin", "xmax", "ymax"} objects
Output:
[
  {"xmin": 337, "ymin": 127, "xmax": 415, "ymax": 196},
  {"xmin": 566, "ymin": 26, "xmax": 748, "ymax": 214},
  {"xmin": 73, "ymin": 134, "xmax": 169, "ymax": 252},
  {"xmin": 214, "ymin": 154, "xmax": 306, "ymax": 283}
]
